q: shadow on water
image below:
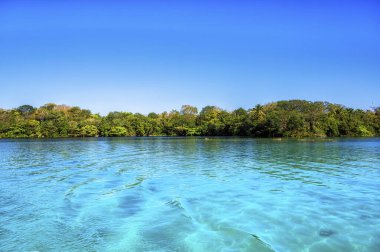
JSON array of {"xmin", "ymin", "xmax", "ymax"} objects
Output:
[{"xmin": 117, "ymin": 194, "xmax": 144, "ymax": 217}]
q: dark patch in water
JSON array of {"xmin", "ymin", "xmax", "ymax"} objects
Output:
[
  {"xmin": 148, "ymin": 186, "xmax": 158, "ymax": 192},
  {"xmin": 246, "ymin": 232, "xmax": 274, "ymax": 251},
  {"xmin": 251, "ymin": 233, "xmax": 269, "ymax": 246},
  {"xmin": 61, "ymin": 199, "xmax": 79, "ymax": 219},
  {"xmin": 166, "ymin": 200, "xmax": 184, "ymax": 210},
  {"xmin": 118, "ymin": 194, "xmax": 143, "ymax": 217},
  {"xmin": 0, "ymin": 227, "xmax": 10, "ymax": 238},
  {"xmin": 319, "ymin": 229, "xmax": 336, "ymax": 237},
  {"xmin": 359, "ymin": 214, "xmax": 372, "ymax": 220}
]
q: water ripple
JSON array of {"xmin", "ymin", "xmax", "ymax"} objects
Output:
[{"xmin": 1, "ymin": 138, "xmax": 380, "ymax": 251}]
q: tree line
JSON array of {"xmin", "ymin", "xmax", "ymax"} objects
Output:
[{"xmin": 0, "ymin": 100, "xmax": 379, "ymax": 138}]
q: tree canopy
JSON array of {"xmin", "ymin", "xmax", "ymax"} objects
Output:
[{"xmin": 0, "ymin": 100, "xmax": 379, "ymax": 138}]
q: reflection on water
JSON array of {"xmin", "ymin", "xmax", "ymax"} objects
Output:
[{"xmin": 1, "ymin": 137, "xmax": 380, "ymax": 251}]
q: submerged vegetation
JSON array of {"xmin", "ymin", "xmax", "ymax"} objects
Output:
[{"xmin": 0, "ymin": 100, "xmax": 379, "ymax": 138}]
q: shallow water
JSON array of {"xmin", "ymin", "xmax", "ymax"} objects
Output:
[{"xmin": 1, "ymin": 137, "xmax": 380, "ymax": 252}]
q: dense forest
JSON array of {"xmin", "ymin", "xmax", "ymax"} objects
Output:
[{"xmin": 0, "ymin": 100, "xmax": 379, "ymax": 138}]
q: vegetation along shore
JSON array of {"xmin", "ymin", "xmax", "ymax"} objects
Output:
[{"xmin": 1, "ymin": 100, "xmax": 379, "ymax": 138}]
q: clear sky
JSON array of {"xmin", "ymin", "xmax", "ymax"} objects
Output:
[{"xmin": 1, "ymin": 0, "xmax": 379, "ymax": 114}]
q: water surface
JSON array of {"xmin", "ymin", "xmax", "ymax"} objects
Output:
[{"xmin": 1, "ymin": 138, "xmax": 380, "ymax": 251}]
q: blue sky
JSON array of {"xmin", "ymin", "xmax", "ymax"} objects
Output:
[{"xmin": 1, "ymin": 0, "xmax": 379, "ymax": 114}]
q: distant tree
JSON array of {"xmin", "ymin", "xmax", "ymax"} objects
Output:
[
  {"xmin": 81, "ymin": 125, "xmax": 99, "ymax": 137},
  {"xmin": 108, "ymin": 126, "xmax": 127, "ymax": 136},
  {"xmin": 0, "ymin": 101, "xmax": 379, "ymax": 138},
  {"xmin": 148, "ymin": 112, "xmax": 159, "ymax": 119},
  {"xmin": 17, "ymin": 105, "xmax": 36, "ymax": 117},
  {"xmin": 180, "ymin": 105, "xmax": 198, "ymax": 115},
  {"xmin": 198, "ymin": 106, "xmax": 223, "ymax": 135}
]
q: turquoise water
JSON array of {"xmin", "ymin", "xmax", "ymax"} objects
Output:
[{"xmin": 1, "ymin": 138, "xmax": 380, "ymax": 252}]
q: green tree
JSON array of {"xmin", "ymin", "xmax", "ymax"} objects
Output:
[
  {"xmin": 108, "ymin": 126, "xmax": 127, "ymax": 136},
  {"xmin": 0, "ymin": 101, "xmax": 379, "ymax": 138},
  {"xmin": 17, "ymin": 105, "xmax": 36, "ymax": 117},
  {"xmin": 81, "ymin": 125, "xmax": 99, "ymax": 137}
]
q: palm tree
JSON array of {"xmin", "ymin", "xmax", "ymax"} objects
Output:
[{"xmin": 249, "ymin": 104, "xmax": 265, "ymax": 121}]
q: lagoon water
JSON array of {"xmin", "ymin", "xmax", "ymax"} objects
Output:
[{"xmin": 1, "ymin": 138, "xmax": 380, "ymax": 252}]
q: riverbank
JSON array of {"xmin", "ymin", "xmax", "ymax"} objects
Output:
[{"xmin": 1, "ymin": 100, "xmax": 379, "ymax": 138}]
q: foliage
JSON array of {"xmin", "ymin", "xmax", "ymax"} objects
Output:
[{"xmin": 0, "ymin": 101, "xmax": 379, "ymax": 138}]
